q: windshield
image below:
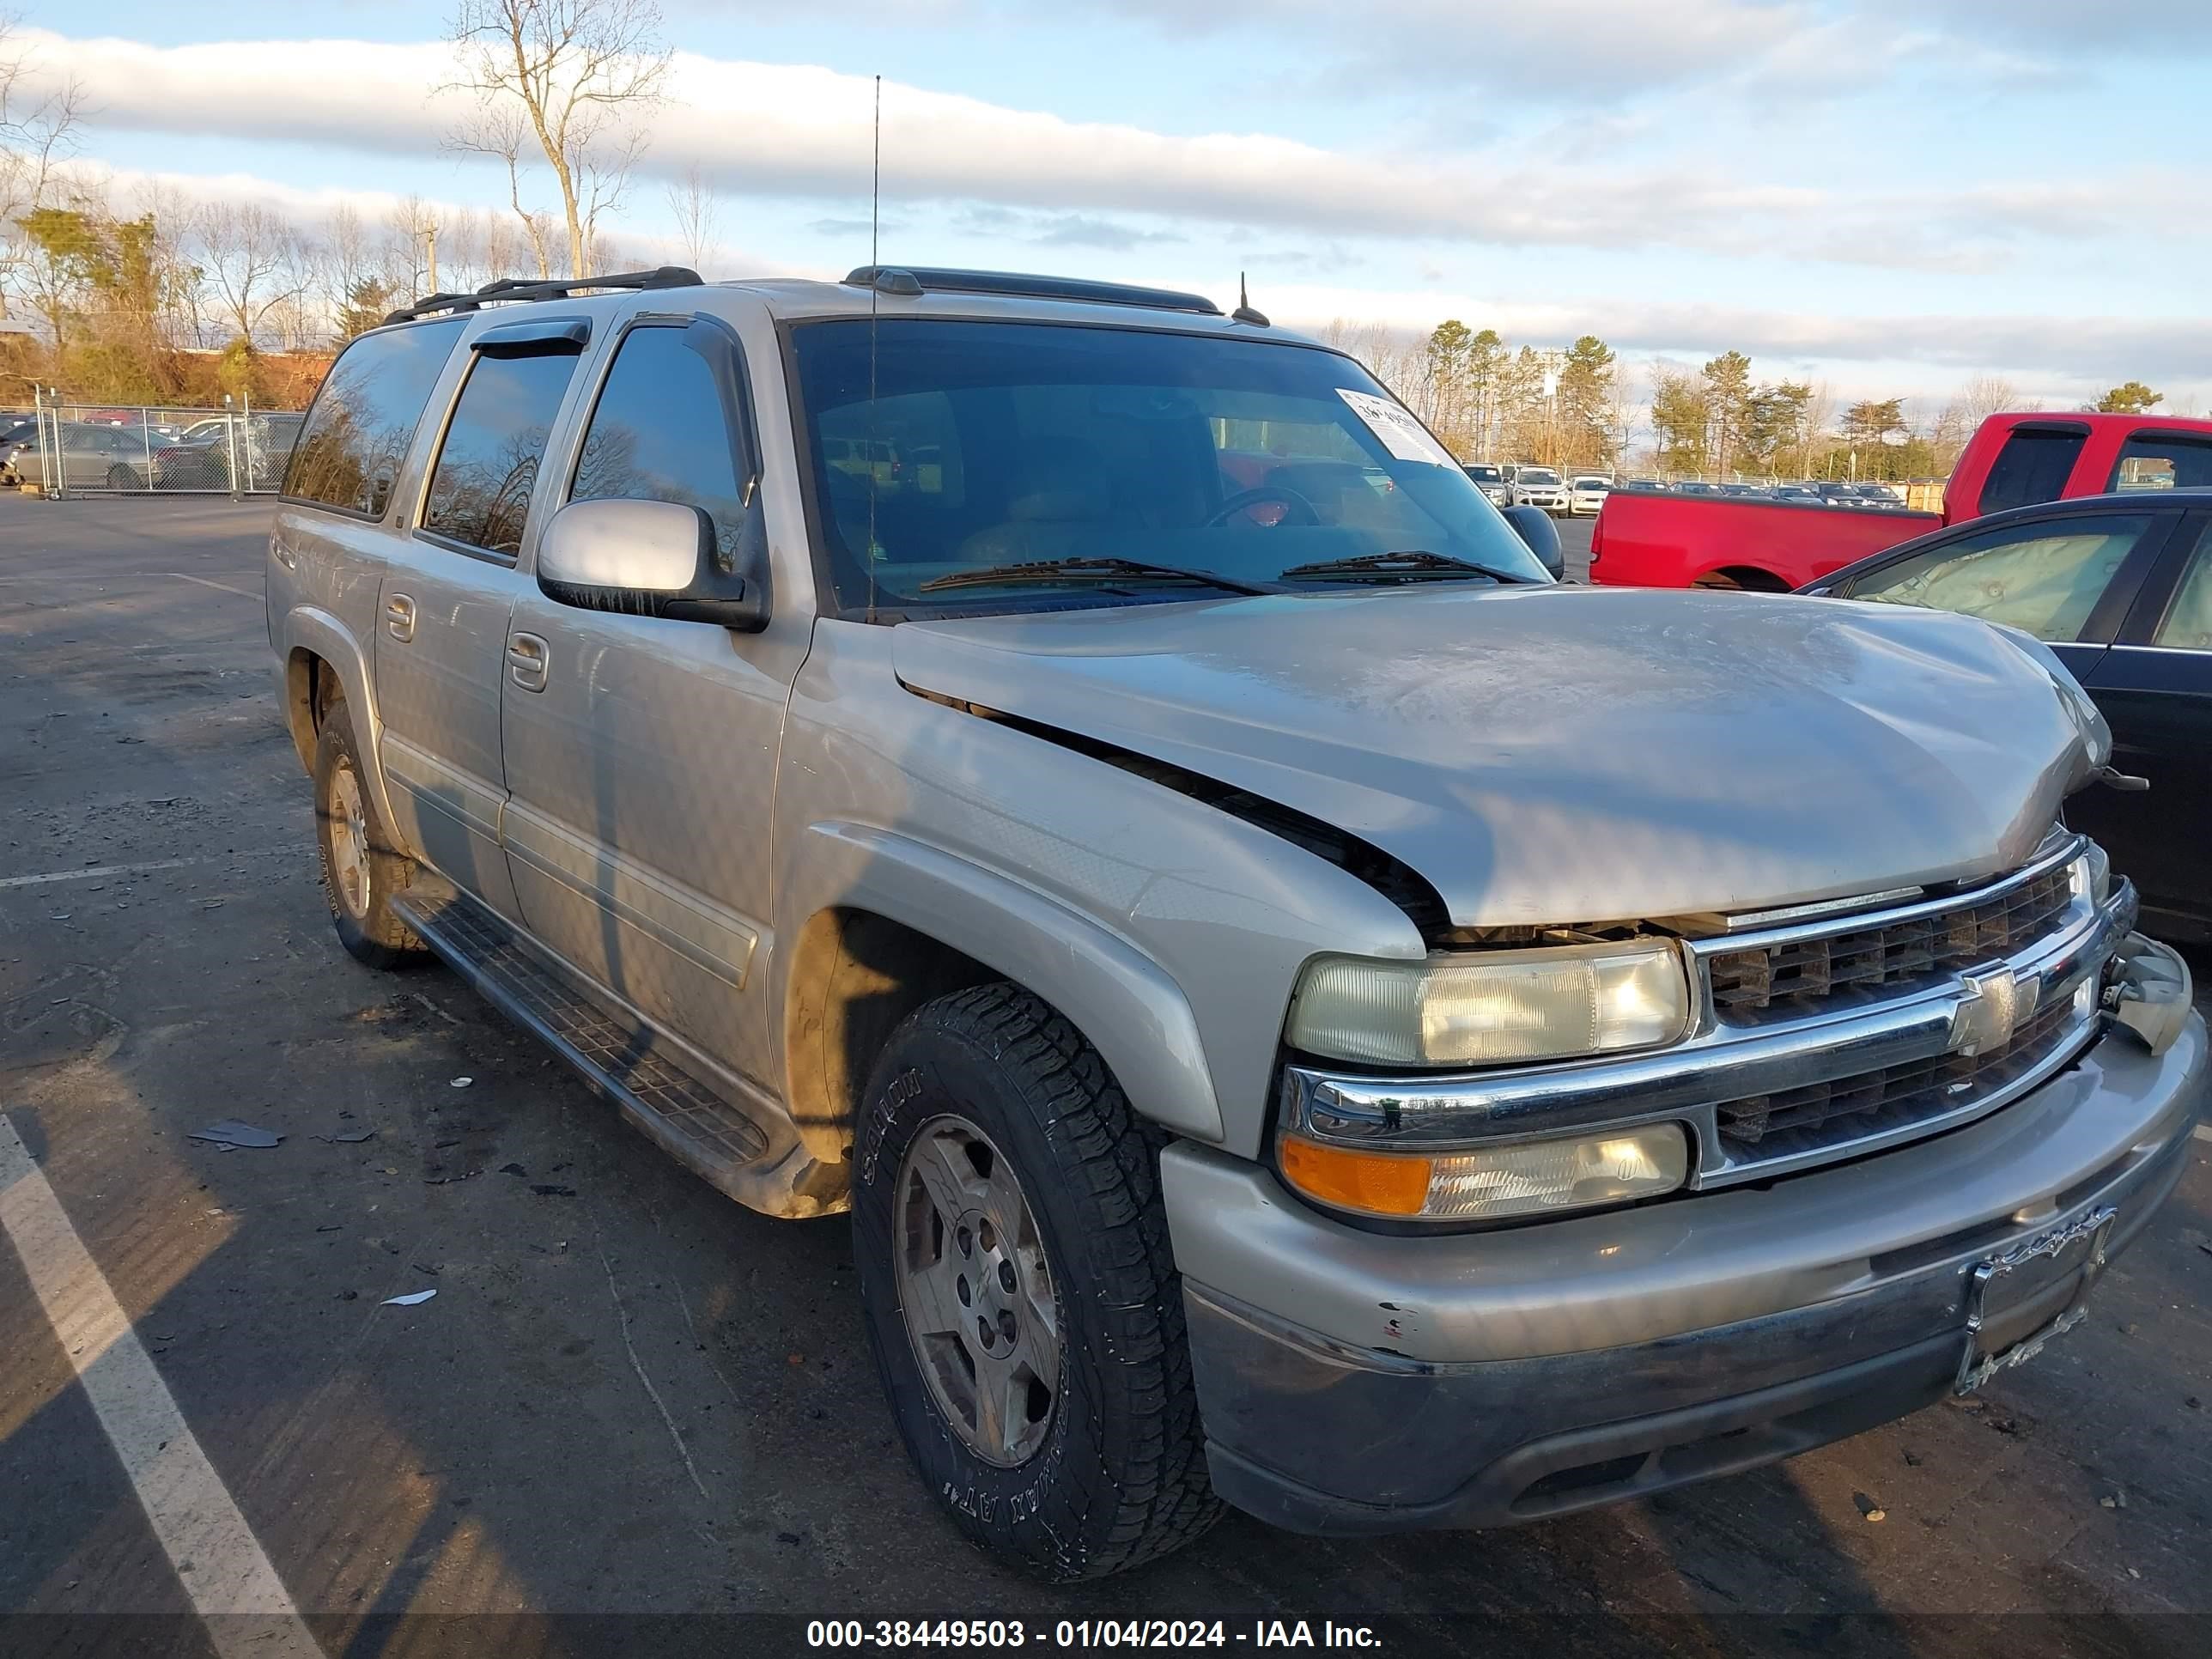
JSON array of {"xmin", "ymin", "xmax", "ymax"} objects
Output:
[
  {"xmin": 1572, "ymin": 477, "xmax": 1608, "ymax": 489},
  {"xmin": 1518, "ymin": 468, "xmax": 1560, "ymax": 485},
  {"xmin": 1466, "ymin": 465, "xmax": 1502, "ymax": 483},
  {"xmin": 789, "ymin": 318, "xmax": 1548, "ymax": 614}
]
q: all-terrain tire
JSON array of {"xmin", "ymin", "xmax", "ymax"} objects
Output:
[
  {"xmin": 312, "ymin": 696, "xmax": 427, "ymax": 969},
  {"xmin": 853, "ymin": 982, "xmax": 1223, "ymax": 1581}
]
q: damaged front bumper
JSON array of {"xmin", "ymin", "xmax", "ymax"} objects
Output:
[{"xmin": 1164, "ymin": 937, "xmax": 2204, "ymax": 1534}]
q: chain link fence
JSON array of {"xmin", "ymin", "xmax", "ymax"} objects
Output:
[{"xmin": 2, "ymin": 400, "xmax": 304, "ymax": 498}]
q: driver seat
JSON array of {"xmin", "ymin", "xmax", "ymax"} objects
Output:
[{"xmin": 956, "ymin": 438, "xmax": 1120, "ymax": 565}]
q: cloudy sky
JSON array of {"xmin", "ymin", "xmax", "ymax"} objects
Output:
[{"xmin": 11, "ymin": 1, "xmax": 2210, "ymax": 410}]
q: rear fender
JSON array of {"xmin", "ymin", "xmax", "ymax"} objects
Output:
[{"xmin": 276, "ymin": 606, "xmax": 404, "ymax": 840}]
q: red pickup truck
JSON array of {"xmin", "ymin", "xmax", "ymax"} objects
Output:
[{"xmin": 1589, "ymin": 411, "xmax": 2212, "ymax": 589}]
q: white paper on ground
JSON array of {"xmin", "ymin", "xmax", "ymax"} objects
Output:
[
  {"xmin": 1336, "ymin": 388, "xmax": 1459, "ymax": 468},
  {"xmin": 382, "ymin": 1288, "xmax": 437, "ymax": 1307}
]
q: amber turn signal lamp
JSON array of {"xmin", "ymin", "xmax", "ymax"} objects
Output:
[{"xmin": 1279, "ymin": 1135, "xmax": 1433, "ymax": 1218}]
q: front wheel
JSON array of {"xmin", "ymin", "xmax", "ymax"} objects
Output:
[{"xmin": 854, "ymin": 984, "xmax": 1221, "ymax": 1580}]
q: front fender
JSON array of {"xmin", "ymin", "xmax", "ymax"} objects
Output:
[
  {"xmin": 276, "ymin": 605, "xmax": 404, "ymax": 842},
  {"xmin": 790, "ymin": 821, "xmax": 1226, "ymax": 1144}
]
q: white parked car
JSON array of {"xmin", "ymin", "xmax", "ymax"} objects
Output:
[
  {"xmin": 1567, "ymin": 475, "xmax": 1612, "ymax": 515},
  {"xmin": 1509, "ymin": 465, "xmax": 1566, "ymax": 513}
]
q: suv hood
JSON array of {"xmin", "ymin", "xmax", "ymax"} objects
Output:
[{"xmin": 892, "ymin": 585, "xmax": 2107, "ymax": 931}]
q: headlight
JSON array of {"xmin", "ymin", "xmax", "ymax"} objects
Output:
[
  {"xmin": 2069, "ymin": 842, "xmax": 2111, "ymax": 906},
  {"xmin": 1279, "ymin": 1123, "xmax": 1690, "ymax": 1221},
  {"xmin": 1286, "ymin": 940, "xmax": 1691, "ymax": 1066}
]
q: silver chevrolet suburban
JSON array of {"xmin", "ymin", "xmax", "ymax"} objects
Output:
[{"xmin": 266, "ymin": 264, "xmax": 2205, "ymax": 1581}]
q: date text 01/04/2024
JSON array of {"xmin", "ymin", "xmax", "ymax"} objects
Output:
[{"xmin": 805, "ymin": 1620, "xmax": 1385, "ymax": 1648}]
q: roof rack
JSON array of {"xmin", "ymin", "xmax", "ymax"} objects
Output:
[
  {"xmin": 382, "ymin": 265, "xmax": 704, "ymax": 326},
  {"xmin": 842, "ymin": 266, "xmax": 1222, "ymax": 317}
]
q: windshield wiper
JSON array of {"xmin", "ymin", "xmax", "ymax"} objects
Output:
[
  {"xmin": 916, "ymin": 556, "xmax": 1276, "ymax": 596},
  {"xmin": 1277, "ymin": 550, "xmax": 1529, "ymax": 584}
]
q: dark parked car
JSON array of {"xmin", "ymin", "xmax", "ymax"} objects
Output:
[
  {"xmin": 149, "ymin": 413, "xmax": 306, "ymax": 491},
  {"xmin": 1808, "ymin": 491, "xmax": 2212, "ymax": 939},
  {"xmin": 1462, "ymin": 461, "xmax": 1508, "ymax": 506}
]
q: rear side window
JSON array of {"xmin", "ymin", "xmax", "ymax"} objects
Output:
[
  {"xmin": 283, "ymin": 319, "xmax": 466, "ymax": 516},
  {"xmin": 570, "ymin": 325, "xmax": 751, "ymax": 562},
  {"xmin": 2111, "ymin": 433, "xmax": 2212, "ymax": 493},
  {"xmin": 1977, "ymin": 428, "xmax": 2086, "ymax": 516},
  {"xmin": 2152, "ymin": 521, "xmax": 2212, "ymax": 651},
  {"xmin": 421, "ymin": 350, "xmax": 579, "ymax": 556}
]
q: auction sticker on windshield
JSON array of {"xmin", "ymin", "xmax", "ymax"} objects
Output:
[{"xmin": 1337, "ymin": 387, "xmax": 1458, "ymax": 468}]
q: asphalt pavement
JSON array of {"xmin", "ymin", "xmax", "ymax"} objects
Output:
[{"xmin": 1, "ymin": 496, "xmax": 2207, "ymax": 1659}]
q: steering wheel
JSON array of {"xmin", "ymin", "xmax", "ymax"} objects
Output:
[{"xmin": 1206, "ymin": 484, "xmax": 1321, "ymax": 528}]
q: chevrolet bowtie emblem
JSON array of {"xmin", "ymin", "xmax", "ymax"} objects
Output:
[{"xmin": 1952, "ymin": 968, "xmax": 2036, "ymax": 1055}]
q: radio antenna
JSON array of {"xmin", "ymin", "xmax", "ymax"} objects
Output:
[{"xmin": 866, "ymin": 72, "xmax": 882, "ymax": 624}]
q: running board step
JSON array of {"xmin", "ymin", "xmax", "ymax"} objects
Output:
[{"xmin": 392, "ymin": 885, "xmax": 830, "ymax": 1215}]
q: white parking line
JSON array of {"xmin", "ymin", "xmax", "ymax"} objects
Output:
[
  {"xmin": 167, "ymin": 572, "xmax": 261, "ymax": 601},
  {"xmin": 2195, "ymin": 1124, "xmax": 2211, "ymax": 1144},
  {"xmin": 0, "ymin": 1117, "xmax": 323, "ymax": 1656},
  {"xmin": 0, "ymin": 848, "xmax": 294, "ymax": 890}
]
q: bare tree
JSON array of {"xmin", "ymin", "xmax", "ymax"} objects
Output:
[
  {"xmin": 1798, "ymin": 381, "xmax": 1835, "ymax": 479},
  {"xmin": 451, "ymin": 103, "xmax": 555, "ymax": 280},
  {"xmin": 447, "ymin": 0, "xmax": 671, "ymax": 280},
  {"xmin": 1, "ymin": 14, "xmax": 82, "ymax": 319},
  {"xmin": 471, "ymin": 207, "xmax": 529, "ymax": 288},
  {"xmin": 1956, "ymin": 374, "xmax": 2022, "ymax": 424},
  {"xmin": 196, "ymin": 203, "xmax": 305, "ymax": 348},
  {"xmin": 119, "ymin": 176, "xmax": 199, "ymax": 355},
  {"xmin": 583, "ymin": 223, "xmax": 634, "ymax": 274},
  {"xmin": 1606, "ymin": 361, "xmax": 1640, "ymax": 468},
  {"xmin": 665, "ymin": 162, "xmax": 721, "ymax": 274},
  {"xmin": 384, "ymin": 195, "xmax": 444, "ymax": 300},
  {"xmin": 318, "ymin": 202, "xmax": 374, "ymax": 317}
]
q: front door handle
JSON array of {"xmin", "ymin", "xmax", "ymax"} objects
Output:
[
  {"xmin": 385, "ymin": 593, "xmax": 416, "ymax": 642},
  {"xmin": 507, "ymin": 632, "xmax": 550, "ymax": 693}
]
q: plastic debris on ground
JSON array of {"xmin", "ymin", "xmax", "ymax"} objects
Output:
[{"xmin": 187, "ymin": 1120, "xmax": 283, "ymax": 1149}]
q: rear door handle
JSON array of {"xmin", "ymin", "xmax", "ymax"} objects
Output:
[
  {"xmin": 385, "ymin": 594, "xmax": 416, "ymax": 642},
  {"xmin": 507, "ymin": 632, "xmax": 550, "ymax": 693}
]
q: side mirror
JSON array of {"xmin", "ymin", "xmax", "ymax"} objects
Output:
[
  {"xmin": 1500, "ymin": 503, "xmax": 1565, "ymax": 580},
  {"xmin": 538, "ymin": 496, "xmax": 769, "ymax": 631}
]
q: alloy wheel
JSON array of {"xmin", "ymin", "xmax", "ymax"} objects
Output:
[{"xmin": 894, "ymin": 1115, "xmax": 1061, "ymax": 1467}]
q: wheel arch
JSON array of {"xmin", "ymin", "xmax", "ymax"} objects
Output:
[
  {"xmin": 277, "ymin": 607, "xmax": 403, "ymax": 833},
  {"xmin": 778, "ymin": 823, "xmax": 1228, "ymax": 1176}
]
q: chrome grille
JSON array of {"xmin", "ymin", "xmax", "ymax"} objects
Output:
[
  {"xmin": 1707, "ymin": 866, "xmax": 2075, "ymax": 1018},
  {"xmin": 1716, "ymin": 990, "xmax": 2087, "ymax": 1159}
]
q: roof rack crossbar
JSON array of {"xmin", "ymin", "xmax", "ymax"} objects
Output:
[
  {"xmin": 383, "ymin": 265, "xmax": 704, "ymax": 325},
  {"xmin": 842, "ymin": 266, "xmax": 1221, "ymax": 316}
]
